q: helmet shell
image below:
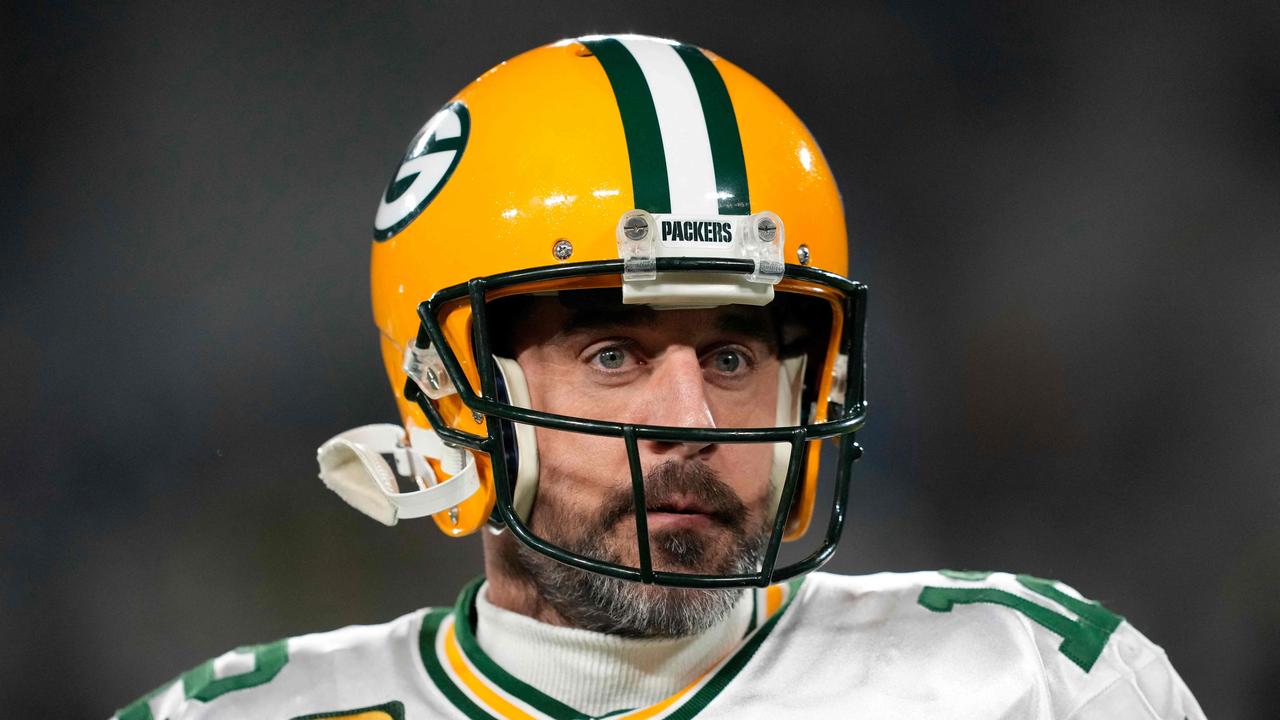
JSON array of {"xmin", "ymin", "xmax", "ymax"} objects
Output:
[{"xmin": 370, "ymin": 35, "xmax": 849, "ymax": 537}]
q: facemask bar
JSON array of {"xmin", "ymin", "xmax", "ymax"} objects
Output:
[{"xmin": 403, "ymin": 257, "xmax": 867, "ymax": 589}]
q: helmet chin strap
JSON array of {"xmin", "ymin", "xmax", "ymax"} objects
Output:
[
  {"xmin": 491, "ymin": 354, "xmax": 808, "ymax": 524},
  {"xmin": 316, "ymin": 422, "xmax": 480, "ymax": 526}
]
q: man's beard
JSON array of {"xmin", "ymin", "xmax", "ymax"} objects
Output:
[{"xmin": 507, "ymin": 460, "xmax": 771, "ymax": 639}]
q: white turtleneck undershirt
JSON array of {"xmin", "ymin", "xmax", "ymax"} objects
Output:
[{"xmin": 473, "ymin": 583, "xmax": 752, "ymax": 716}]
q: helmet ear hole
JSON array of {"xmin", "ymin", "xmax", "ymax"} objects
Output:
[{"xmin": 492, "ymin": 356, "xmax": 540, "ymax": 522}]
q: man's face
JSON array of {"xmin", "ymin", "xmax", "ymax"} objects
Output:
[{"xmin": 496, "ymin": 295, "xmax": 782, "ymax": 637}]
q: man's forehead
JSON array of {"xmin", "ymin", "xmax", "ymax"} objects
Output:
[
  {"xmin": 491, "ymin": 291, "xmax": 782, "ymax": 354},
  {"xmin": 500, "ymin": 291, "xmax": 769, "ymax": 343},
  {"xmin": 559, "ymin": 300, "xmax": 773, "ymax": 342}
]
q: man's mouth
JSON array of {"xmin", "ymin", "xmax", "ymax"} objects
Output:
[
  {"xmin": 642, "ymin": 496, "xmax": 727, "ymax": 530},
  {"xmin": 648, "ymin": 495, "xmax": 708, "ymax": 514},
  {"xmin": 644, "ymin": 511, "xmax": 712, "ymax": 533},
  {"xmin": 596, "ymin": 461, "xmax": 748, "ymax": 535}
]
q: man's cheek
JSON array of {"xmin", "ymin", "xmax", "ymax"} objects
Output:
[
  {"xmin": 528, "ymin": 432, "xmax": 627, "ymax": 528},
  {"xmin": 717, "ymin": 444, "xmax": 775, "ymax": 500},
  {"xmin": 538, "ymin": 372, "xmax": 638, "ymax": 424},
  {"xmin": 534, "ymin": 426, "xmax": 629, "ymax": 487}
]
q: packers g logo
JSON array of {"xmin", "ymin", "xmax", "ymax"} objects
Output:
[{"xmin": 373, "ymin": 101, "xmax": 470, "ymax": 241}]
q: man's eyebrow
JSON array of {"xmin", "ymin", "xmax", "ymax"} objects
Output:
[
  {"xmin": 561, "ymin": 305, "xmax": 660, "ymax": 334},
  {"xmin": 716, "ymin": 311, "xmax": 778, "ymax": 350},
  {"xmin": 558, "ymin": 304, "xmax": 777, "ymax": 350}
]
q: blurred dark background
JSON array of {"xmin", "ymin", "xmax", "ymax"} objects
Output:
[{"xmin": 4, "ymin": 1, "xmax": 1277, "ymax": 717}]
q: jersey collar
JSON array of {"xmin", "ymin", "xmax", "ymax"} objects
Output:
[{"xmin": 417, "ymin": 576, "xmax": 804, "ymax": 720}]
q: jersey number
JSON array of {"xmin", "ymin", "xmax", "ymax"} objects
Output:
[
  {"xmin": 917, "ymin": 572, "xmax": 1122, "ymax": 672},
  {"xmin": 118, "ymin": 640, "xmax": 288, "ymax": 720}
]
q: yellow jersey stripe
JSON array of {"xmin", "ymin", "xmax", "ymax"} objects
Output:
[
  {"xmin": 441, "ymin": 617, "xmax": 543, "ymax": 720},
  {"xmin": 613, "ymin": 672, "xmax": 705, "ymax": 720}
]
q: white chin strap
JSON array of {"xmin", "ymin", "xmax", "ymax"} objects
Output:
[{"xmin": 316, "ymin": 423, "xmax": 480, "ymax": 526}]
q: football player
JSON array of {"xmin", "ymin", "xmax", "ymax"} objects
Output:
[{"xmin": 113, "ymin": 35, "xmax": 1206, "ymax": 720}]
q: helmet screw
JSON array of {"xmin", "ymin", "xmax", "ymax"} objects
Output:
[
  {"xmin": 623, "ymin": 215, "xmax": 649, "ymax": 241},
  {"xmin": 552, "ymin": 238, "xmax": 574, "ymax": 260},
  {"xmin": 425, "ymin": 367, "xmax": 441, "ymax": 391},
  {"xmin": 448, "ymin": 506, "xmax": 460, "ymax": 526},
  {"xmin": 797, "ymin": 244, "xmax": 811, "ymax": 265},
  {"xmin": 472, "ymin": 410, "xmax": 484, "ymax": 424},
  {"xmin": 756, "ymin": 216, "xmax": 777, "ymax": 242}
]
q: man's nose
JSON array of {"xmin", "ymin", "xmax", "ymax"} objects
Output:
[{"xmin": 640, "ymin": 346, "xmax": 715, "ymax": 459}]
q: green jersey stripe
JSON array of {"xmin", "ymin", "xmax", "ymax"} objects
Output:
[
  {"xmin": 417, "ymin": 576, "xmax": 806, "ymax": 720},
  {"xmin": 451, "ymin": 580, "xmax": 589, "ymax": 719},
  {"xmin": 580, "ymin": 37, "xmax": 672, "ymax": 214},
  {"xmin": 289, "ymin": 701, "xmax": 407, "ymax": 719},
  {"xmin": 663, "ymin": 577, "xmax": 804, "ymax": 720},
  {"xmin": 419, "ymin": 609, "xmax": 499, "ymax": 720},
  {"xmin": 672, "ymin": 45, "xmax": 751, "ymax": 216}
]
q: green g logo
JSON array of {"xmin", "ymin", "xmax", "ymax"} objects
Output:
[{"xmin": 373, "ymin": 101, "xmax": 470, "ymax": 241}]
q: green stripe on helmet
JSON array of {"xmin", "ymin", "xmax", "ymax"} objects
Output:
[
  {"xmin": 581, "ymin": 37, "xmax": 672, "ymax": 214},
  {"xmin": 673, "ymin": 44, "xmax": 751, "ymax": 215}
]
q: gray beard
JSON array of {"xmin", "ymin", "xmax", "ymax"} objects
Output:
[
  {"xmin": 509, "ymin": 461, "xmax": 770, "ymax": 638},
  {"xmin": 511, "ymin": 527, "xmax": 765, "ymax": 638}
]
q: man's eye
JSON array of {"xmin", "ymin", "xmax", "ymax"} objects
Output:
[
  {"xmin": 710, "ymin": 349, "xmax": 743, "ymax": 374},
  {"xmin": 596, "ymin": 347, "xmax": 627, "ymax": 370}
]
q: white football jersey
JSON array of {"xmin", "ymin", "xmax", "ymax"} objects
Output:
[{"xmin": 111, "ymin": 571, "xmax": 1205, "ymax": 720}]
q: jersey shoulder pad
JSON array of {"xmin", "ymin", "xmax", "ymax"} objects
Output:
[
  {"xmin": 110, "ymin": 608, "xmax": 430, "ymax": 720},
  {"xmin": 910, "ymin": 570, "xmax": 1204, "ymax": 720}
]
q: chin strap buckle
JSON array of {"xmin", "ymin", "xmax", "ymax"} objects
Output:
[
  {"xmin": 316, "ymin": 423, "xmax": 479, "ymax": 525},
  {"xmin": 403, "ymin": 341, "xmax": 457, "ymax": 400}
]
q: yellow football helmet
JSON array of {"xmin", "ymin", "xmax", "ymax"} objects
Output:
[{"xmin": 318, "ymin": 34, "xmax": 866, "ymax": 588}]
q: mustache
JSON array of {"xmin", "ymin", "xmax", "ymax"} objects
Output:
[{"xmin": 596, "ymin": 460, "xmax": 748, "ymax": 532}]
